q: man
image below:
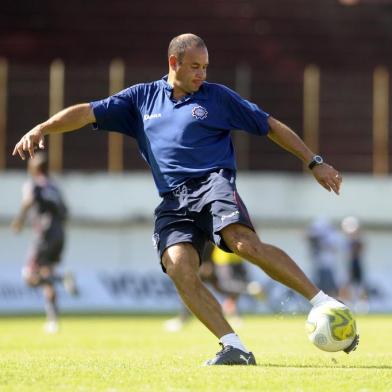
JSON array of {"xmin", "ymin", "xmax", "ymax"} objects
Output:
[
  {"xmin": 11, "ymin": 152, "xmax": 78, "ymax": 333},
  {"xmin": 307, "ymin": 217, "xmax": 341, "ymax": 297},
  {"xmin": 340, "ymin": 216, "xmax": 368, "ymax": 311},
  {"xmin": 13, "ymin": 33, "xmax": 358, "ymax": 363}
]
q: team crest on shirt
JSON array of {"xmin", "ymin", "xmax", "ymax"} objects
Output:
[{"xmin": 192, "ymin": 105, "xmax": 208, "ymax": 120}]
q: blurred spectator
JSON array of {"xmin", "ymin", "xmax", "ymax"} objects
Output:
[
  {"xmin": 11, "ymin": 152, "xmax": 78, "ymax": 333},
  {"xmin": 340, "ymin": 216, "xmax": 368, "ymax": 312},
  {"xmin": 210, "ymin": 245, "xmax": 265, "ymax": 323},
  {"xmin": 306, "ymin": 217, "xmax": 341, "ymax": 297}
]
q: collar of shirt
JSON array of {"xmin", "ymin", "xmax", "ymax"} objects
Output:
[{"xmin": 160, "ymin": 75, "xmax": 208, "ymax": 104}]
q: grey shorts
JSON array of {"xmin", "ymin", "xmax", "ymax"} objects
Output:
[{"xmin": 153, "ymin": 169, "xmax": 254, "ymax": 272}]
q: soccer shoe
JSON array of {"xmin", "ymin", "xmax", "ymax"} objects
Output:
[
  {"xmin": 63, "ymin": 272, "xmax": 79, "ymax": 296},
  {"xmin": 204, "ymin": 344, "xmax": 256, "ymax": 366},
  {"xmin": 44, "ymin": 320, "xmax": 59, "ymax": 334},
  {"xmin": 163, "ymin": 317, "xmax": 186, "ymax": 332},
  {"xmin": 343, "ymin": 334, "xmax": 360, "ymax": 354}
]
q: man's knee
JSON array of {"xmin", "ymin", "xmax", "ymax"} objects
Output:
[
  {"xmin": 22, "ymin": 269, "xmax": 40, "ymax": 287},
  {"xmin": 44, "ymin": 285, "xmax": 56, "ymax": 300},
  {"xmin": 221, "ymin": 224, "xmax": 259, "ymax": 255},
  {"xmin": 162, "ymin": 243, "xmax": 200, "ymax": 282},
  {"xmin": 24, "ymin": 276, "xmax": 39, "ymax": 287}
]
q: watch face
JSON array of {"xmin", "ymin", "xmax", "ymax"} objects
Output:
[
  {"xmin": 308, "ymin": 155, "xmax": 324, "ymax": 169},
  {"xmin": 314, "ymin": 155, "xmax": 323, "ymax": 164}
]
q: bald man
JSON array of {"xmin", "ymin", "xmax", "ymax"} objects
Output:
[{"xmin": 13, "ymin": 33, "xmax": 358, "ymax": 363}]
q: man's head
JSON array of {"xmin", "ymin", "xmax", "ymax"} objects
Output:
[
  {"xmin": 28, "ymin": 151, "xmax": 49, "ymax": 177},
  {"xmin": 167, "ymin": 33, "xmax": 209, "ymax": 97}
]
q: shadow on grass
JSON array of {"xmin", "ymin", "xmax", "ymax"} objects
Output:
[{"xmin": 260, "ymin": 363, "xmax": 392, "ymax": 370}]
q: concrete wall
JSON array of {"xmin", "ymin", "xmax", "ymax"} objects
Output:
[
  {"xmin": 2, "ymin": 171, "xmax": 392, "ymax": 225},
  {"xmin": 0, "ymin": 171, "xmax": 391, "ymax": 313}
]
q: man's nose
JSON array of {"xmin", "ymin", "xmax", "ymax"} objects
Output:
[{"xmin": 197, "ymin": 69, "xmax": 206, "ymax": 79}]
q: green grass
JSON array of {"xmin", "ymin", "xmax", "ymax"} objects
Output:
[{"xmin": 0, "ymin": 314, "xmax": 391, "ymax": 391}]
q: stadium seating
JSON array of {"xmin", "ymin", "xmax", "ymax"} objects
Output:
[{"xmin": 2, "ymin": 0, "xmax": 391, "ymax": 171}]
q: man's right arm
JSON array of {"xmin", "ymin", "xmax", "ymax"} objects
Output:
[
  {"xmin": 11, "ymin": 182, "xmax": 34, "ymax": 233},
  {"xmin": 11, "ymin": 197, "xmax": 33, "ymax": 233},
  {"xmin": 13, "ymin": 103, "xmax": 95, "ymax": 160}
]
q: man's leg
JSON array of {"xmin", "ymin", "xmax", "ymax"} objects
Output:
[
  {"xmin": 43, "ymin": 284, "xmax": 59, "ymax": 328},
  {"xmin": 163, "ymin": 242, "xmax": 256, "ymax": 365},
  {"xmin": 221, "ymin": 224, "xmax": 319, "ymax": 300},
  {"xmin": 41, "ymin": 266, "xmax": 59, "ymax": 333},
  {"xmin": 162, "ymin": 242, "xmax": 233, "ymax": 338}
]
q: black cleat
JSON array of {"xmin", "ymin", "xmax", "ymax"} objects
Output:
[
  {"xmin": 204, "ymin": 344, "xmax": 256, "ymax": 366},
  {"xmin": 343, "ymin": 334, "xmax": 360, "ymax": 354},
  {"xmin": 63, "ymin": 272, "xmax": 79, "ymax": 296}
]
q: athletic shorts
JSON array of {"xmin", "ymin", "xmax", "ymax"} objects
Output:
[
  {"xmin": 28, "ymin": 228, "xmax": 65, "ymax": 269},
  {"xmin": 152, "ymin": 169, "xmax": 254, "ymax": 272}
]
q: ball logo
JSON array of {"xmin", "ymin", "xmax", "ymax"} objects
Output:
[
  {"xmin": 192, "ymin": 105, "xmax": 208, "ymax": 120},
  {"xmin": 326, "ymin": 308, "xmax": 356, "ymax": 340},
  {"xmin": 315, "ymin": 334, "xmax": 328, "ymax": 346}
]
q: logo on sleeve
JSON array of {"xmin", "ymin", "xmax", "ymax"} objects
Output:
[
  {"xmin": 152, "ymin": 233, "xmax": 160, "ymax": 249},
  {"xmin": 192, "ymin": 105, "xmax": 208, "ymax": 120},
  {"xmin": 144, "ymin": 113, "xmax": 162, "ymax": 121}
]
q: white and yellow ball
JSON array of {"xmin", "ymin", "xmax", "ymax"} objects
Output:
[{"xmin": 306, "ymin": 302, "xmax": 357, "ymax": 352}]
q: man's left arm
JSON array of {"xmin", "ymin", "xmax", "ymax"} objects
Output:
[{"xmin": 267, "ymin": 116, "xmax": 342, "ymax": 195}]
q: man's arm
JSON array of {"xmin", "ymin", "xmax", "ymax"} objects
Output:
[
  {"xmin": 267, "ymin": 116, "xmax": 342, "ymax": 195},
  {"xmin": 10, "ymin": 194, "xmax": 34, "ymax": 233},
  {"xmin": 13, "ymin": 103, "xmax": 95, "ymax": 160}
]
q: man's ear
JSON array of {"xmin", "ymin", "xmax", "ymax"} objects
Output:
[{"xmin": 169, "ymin": 55, "xmax": 178, "ymax": 71}]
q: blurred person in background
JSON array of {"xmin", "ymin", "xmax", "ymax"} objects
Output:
[
  {"xmin": 210, "ymin": 245, "xmax": 265, "ymax": 324},
  {"xmin": 307, "ymin": 217, "xmax": 341, "ymax": 298},
  {"xmin": 340, "ymin": 216, "xmax": 368, "ymax": 312},
  {"xmin": 13, "ymin": 33, "xmax": 358, "ymax": 364},
  {"xmin": 11, "ymin": 152, "xmax": 78, "ymax": 333}
]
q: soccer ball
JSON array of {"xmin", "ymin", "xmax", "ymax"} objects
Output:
[{"xmin": 306, "ymin": 301, "xmax": 357, "ymax": 352}]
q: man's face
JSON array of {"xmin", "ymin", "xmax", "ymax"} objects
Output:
[{"xmin": 172, "ymin": 46, "xmax": 209, "ymax": 95}]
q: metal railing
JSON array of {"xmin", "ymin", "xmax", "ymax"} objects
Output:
[{"xmin": 0, "ymin": 59, "xmax": 390, "ymax": 174}]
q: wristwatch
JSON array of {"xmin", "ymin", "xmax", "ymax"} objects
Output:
[{"xmin": 308, "ymin": 155, "xmax": 324, "ymax": 170}]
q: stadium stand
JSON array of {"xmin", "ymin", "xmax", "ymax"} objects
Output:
[{"xmin": 1, "ymin": 0, "xmax": 391, "ymax": 172}]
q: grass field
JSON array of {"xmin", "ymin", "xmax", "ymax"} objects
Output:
[{"xmin": 0, "ymin": 314, "xmax": 391, "ymax": 392}]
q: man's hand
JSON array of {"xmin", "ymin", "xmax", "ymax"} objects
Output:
[
  {"xmin": 12, "ymin": 126, "xmax": 45, "ymax": 160},
  {"xmin": 311, "ymin": 163, "xmax": 342, "ymax": 195}
]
